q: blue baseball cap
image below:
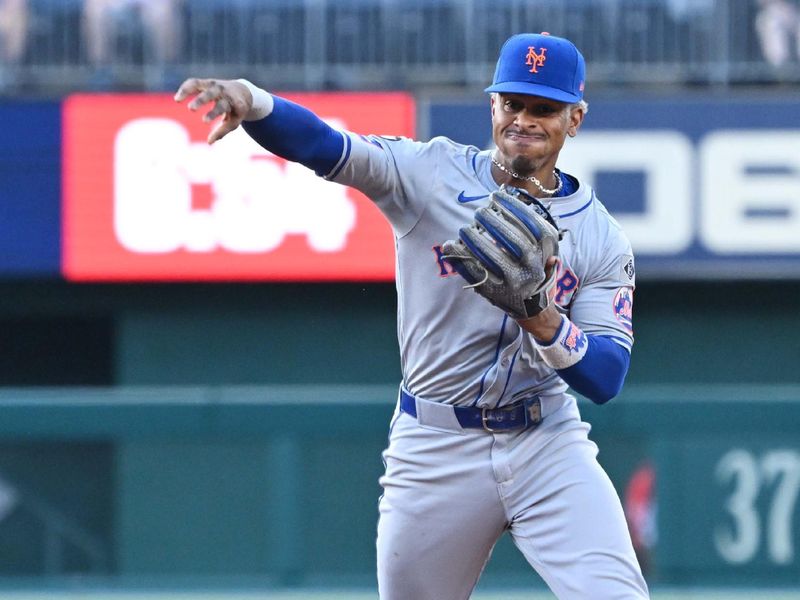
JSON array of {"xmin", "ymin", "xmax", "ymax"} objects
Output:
[{"xmin": 485, "ymin": 33, "xmax": 586, "ymax": 103}]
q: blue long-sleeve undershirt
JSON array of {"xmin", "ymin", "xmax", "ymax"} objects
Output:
[
  {"xmin": 242, "ymin": 95, "xmax": 344, "ymax": 176},
  {"xmin": 556, "ymin": 334, "xmax": 631, "ymax": 404}
]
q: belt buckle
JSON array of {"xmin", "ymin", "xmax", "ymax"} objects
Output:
[
  {"xmin": 481, "ymin": 404, "xmax": 517, "ymax": 433},
  {"xmin": 481, "ymin": 407, "xmax": 498, "ymax": 433},
  {"xmin": 482, "ymin": 400, "xmax": 539, "ymax": 433}
]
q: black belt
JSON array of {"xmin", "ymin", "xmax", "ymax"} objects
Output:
[{"xmin": 400, "ymin": 390, "xmax": 542, "ymax": 433}]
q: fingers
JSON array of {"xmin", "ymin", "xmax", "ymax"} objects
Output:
[
  {"xmin": 174, "ymin": 78, "xmax": 225, "ymax": 116},
  {"xmin": 173, "ymin": 77, "xmax": 209, "ymax": 102},
  {"xmin": 175, "ymin": 78, "xmax": 243, "ymax": 144},
  {"xmin": 544, "ymin": 256, "xmax": 560, "ymax": 280},
  {"xmin": 174, "ymin": 78, "xmax": 229, "ymax": 109},
  {"xmin": 492, "ymin": 194, "xmax": 544, "ymax": 242},
  {"xmin": 474, "ymin": 206, "xmax": 524, "ymax": 261},
  {"xmin": 458, "ymin": 227, "xmax": 506, "ymax": 279},
  {"xmin": 441, "ymin": 239, "xmax": 483, "ymax": 286},
  {"xmin": 202, "ymin": 96, "xmax": 231, "ymax": 123},
  {"xmin": 208, "ymin": 114, "xmax": 242, "ymax": 145}
]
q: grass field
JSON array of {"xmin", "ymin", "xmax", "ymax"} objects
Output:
[{"xmin": 2, "ymin": 590, "xmax": 800, "ymax": 600}]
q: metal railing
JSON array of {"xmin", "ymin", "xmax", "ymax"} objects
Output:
[
  {"xmin": 0, "ymin": 470, "xmax": 109, "ymax": 575},
  {"xmin": 3, "ymin": 0, "xmax": 799, "ymax": 95}
]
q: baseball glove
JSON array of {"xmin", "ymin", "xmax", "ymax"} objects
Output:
[{"xmin": 442, "ymin": 186, "xmax": 561, "ymax": 320}]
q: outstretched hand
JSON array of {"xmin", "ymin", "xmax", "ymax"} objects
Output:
[{"xmin": 174, "ymin": 78, "xmax": 253, "ymax": 144}]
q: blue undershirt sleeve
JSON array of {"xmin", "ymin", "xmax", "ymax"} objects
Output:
[
  {"xmin": 556, "ymin": 335, "xmax": 631, "ymax": 405},
  {"xmin": 242, "ymin": 95, "xmax": 345, "ymax": 177}
]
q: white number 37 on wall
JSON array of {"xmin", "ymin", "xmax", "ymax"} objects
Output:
[{"xmin": 715, "ymin": 448, "xmax": 800, "ymax": 565}]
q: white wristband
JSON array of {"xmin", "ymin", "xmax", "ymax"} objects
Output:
[
  {"xmin": 236, "ymin": 79, "xmax": 274, "ymax": 121},
  {"xmin": 533, "ymin": 314, "xmax": 588, "ymax": 370}
]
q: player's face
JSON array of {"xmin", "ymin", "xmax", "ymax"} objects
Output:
[{"xmin": 491, "ymin": 93, "xmax": 583, "ymax": 174}]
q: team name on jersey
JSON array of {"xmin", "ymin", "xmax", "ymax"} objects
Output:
[{"xmin": 554, "ymin": 264, "xmax": 579, "ymax": 307}]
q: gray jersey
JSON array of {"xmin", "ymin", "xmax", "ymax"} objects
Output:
[{"xmin": 328, "ymin": 134, "xmax": 635, "ymax": 409}]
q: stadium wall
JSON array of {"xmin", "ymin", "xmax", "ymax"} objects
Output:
[{"xmin": 0, "ymin": 386, "xmax": 797, "ymax": 589}]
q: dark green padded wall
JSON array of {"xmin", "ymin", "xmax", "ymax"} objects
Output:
[
  {"xmin": 114, "ymin": 281, "xmax": 800, "ymax": 386},
  {"xmin": 0, "ymin": 280, "xmax": 797, "ymax": 387},
  {"xmin": 116, "ymin": 283, "xmax": 402, "ymax": 385},
  {"xmin": 628, "ymin": 281, "xmax": 800, "ymax": 384}
]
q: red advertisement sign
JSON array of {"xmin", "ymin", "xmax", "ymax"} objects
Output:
[{"xmin": 62, "ymin": 92, "xmax": 415, "ymax": 281}]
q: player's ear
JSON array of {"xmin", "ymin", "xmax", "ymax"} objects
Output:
[
  {"xmin": 567, "ymin": 104, "xmax": 585, "ymax": 138},
  {"xmin": 490, "ymin": 93, "xmax": 497, "ymax": 117}
]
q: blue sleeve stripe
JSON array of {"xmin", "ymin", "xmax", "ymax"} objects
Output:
[
  {"xmin": 605, "ymin": 334, "xmax": 633, "ymax": 349},
  {"xmin": 556, "ymin": 334, "xmax": 630, "ymax": 404},
  {"xmin": 326, "ymin": 132, "xmax": 352, "ymax": 180}
]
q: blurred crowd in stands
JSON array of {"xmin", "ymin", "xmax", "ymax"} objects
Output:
[
  {"xmin": 0, "ymin": 0, "xmax": 798, "ymax": 95},
  {"xmin": 0, "ymin": 0, "xmax": 183, "ymax": 90},
  {"xmin": 755, "ymin": 0, "xmax": 800, "ymax": 69}
]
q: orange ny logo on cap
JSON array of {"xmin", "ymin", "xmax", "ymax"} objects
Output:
[{"xmin": 525, "ymin": 46, "xmax": 547, "ymax": 73}]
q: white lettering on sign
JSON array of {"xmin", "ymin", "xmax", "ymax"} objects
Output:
[
  {"xmin": 113, "ymin": 118, "xmax": 356, "ymax": 254},
  {"xmin": 559, "ymin": 132, "xmax": 694, "ymax": 255},
  {"xmin": 700, "ymin": 131, "xmax": 800, "ymax": 253},
  {"xmin": 559, "ymin": 129, "xmax": 800, "ymax": 259},
  {"xmin": 714, "ymin": 448, "xmax": 800, "ymax": 565}
]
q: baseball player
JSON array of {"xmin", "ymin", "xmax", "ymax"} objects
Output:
[{"xmin": 176, "ymin": 32, "xmax": 648, "ymax": 600}]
